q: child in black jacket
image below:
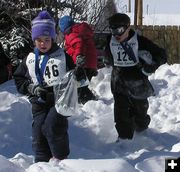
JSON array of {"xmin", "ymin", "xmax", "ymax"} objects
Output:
[
  {"xmin": 13, "ymin": 11, "xmax": 76, "ymax": 162},
  {"xmin": 104, "ymin": 13, "xmax": 167, "ymax": 142}
]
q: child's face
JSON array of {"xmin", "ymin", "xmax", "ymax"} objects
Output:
[
  {"xmin": 34, "ymin": 36, "xmax": 52, "ymax": 53},
  {"xmin": 114, "ymin": 26, "xmax": 130, "ymax": 42}
]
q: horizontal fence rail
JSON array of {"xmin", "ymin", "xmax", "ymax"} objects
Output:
[{"xmin": 135, "ymin": 25, "xmax": 180, "ymax": 64}]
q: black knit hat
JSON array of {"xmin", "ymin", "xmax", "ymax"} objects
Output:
[{"xmin": 108, "ymin": 13, "xmax": 130, "ymax": 29}]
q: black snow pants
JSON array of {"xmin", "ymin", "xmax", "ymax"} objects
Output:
[
  {"xmin": 113, "ymin": 93, "xmax": 151, "ymax": 139},
  {"xmin": 31, "ymin": 102, "xmax": 70, "ymax": 162}
]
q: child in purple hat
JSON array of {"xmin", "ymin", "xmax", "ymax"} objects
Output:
[
  {"xmin": 31, "ymin": 10, "xmax": 56, "ymax": 41},
  {"xmin": 13, "ymin": 10, "xmax": 77, "ymax": 163}
]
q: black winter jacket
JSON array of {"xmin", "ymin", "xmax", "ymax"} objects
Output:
[
  {"xmin": 105, "ymin": 29, "xmax": 167, "ymax": 99},
  {"xmin": 13, "ymin": 43, "xmax": 75, "ymax": 107}
]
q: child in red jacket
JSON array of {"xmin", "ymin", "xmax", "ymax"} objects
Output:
[{"xmin": 59, "ymin": 16, "xmax": 98, "ymax": 104}]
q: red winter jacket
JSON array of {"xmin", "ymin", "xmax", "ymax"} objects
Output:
[{"xmin": 64, "ymin": 22, "xmax": 97, "ymax": 69}]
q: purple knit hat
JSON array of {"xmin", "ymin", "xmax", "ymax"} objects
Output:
[{"xmin": 31, "ymin": 10, "xmax": 56, "ymax": 41}]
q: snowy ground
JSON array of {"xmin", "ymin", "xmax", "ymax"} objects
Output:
[{"xmin": 0, "ymin": 63, "xmax": 179, "ymax": 172}]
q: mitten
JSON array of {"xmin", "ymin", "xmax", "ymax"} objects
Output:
[
  {"xmin": 28, "ymin": 84, "xmax": 47, "ymax": 100},
  {"xmin": 89, "ymin": 69, "xmax": 98, "ymax": 77},
  {"xmin": 74, "ymin": 67, "xmax": 87, "ymax": 81},
  {"xmin": 76, "ymin": 55, "xmax": 86, "ymax": 67},
  {"xmin": 103, "ymin": 56, "xmax": 112, "ymax": 68},
  {"xmin": 11, "ymin": 58, "xmax": 21, "ymax": 67},
  {"xmin": 86, "ymin": 69, "xmax": 98, "ymax": 79},
  {"xmin": 142, "ymin": 64, "xmax": 157, "ymax": 76}
]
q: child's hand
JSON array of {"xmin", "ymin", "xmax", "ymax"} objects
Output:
[
  {"xmin": 142, "ymin": 64, "xmax": 157, "ymax": 76},
  {"xmin": 28, "ymin": 84, "xmax": 48, "ymax": 100},
  {"xmin": 74, "ymin": 67, "xmax": 86, "ymax": 81},
  {"xmin": 76, "ymin": 55, "xmax": 86, "ymax": 67}
]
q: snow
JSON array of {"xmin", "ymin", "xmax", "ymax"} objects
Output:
[
  {"xmin": 0, "ymin": 63, "xmax": 180, "ymax": 172},
  {"xmin": 0, "ymin": 5, "xmax": 180, "ymax": 171}
]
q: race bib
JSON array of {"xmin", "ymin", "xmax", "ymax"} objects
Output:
[
  {"xmin": 43, "ymin": 57, "xmax": 66, "ymax": 86},
  {"xmin": 26, "ymin": 49, "xmax": 66, "ymax": 86},
  {"xmin": 110, "ymin": 34, "xmax": 139, "ymax": 67}
]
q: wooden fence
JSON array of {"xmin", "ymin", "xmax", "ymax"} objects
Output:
[{"xmin": 136, "ymin": 25, "xmax": 180, "ymax": 64}]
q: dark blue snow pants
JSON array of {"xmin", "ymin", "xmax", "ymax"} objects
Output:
[
  {"xmin": 31, "ymin": 102, "xmax": 70, "ymax": 162},
  {"xmin": 113, "ymin": 93, "xmax": 151, "ymax": 139}
]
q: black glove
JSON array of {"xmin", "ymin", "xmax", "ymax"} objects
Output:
[
  {"xmin": 142, "ymin": 64, "xmax": 157, "ymax": 76},
  {"xmin": 28, "ymin": 84, "xmax": 48, "ymax": 100},
  {"xmin": 76, "ymin": 55, "xmax": 86, "ymax": 67},
  {"xmin": 11, "ymin": 58, "xmax": 21, "ymax": 67},
  {"xmin": 90, "ymin": 69, "xmax": 98, "ymax": 77},
  {"xmin": 74, "ymin": 67, "xmax": 87, "ymax": 81},
  {"xmin": 103, "ymin": 56, "xmax": 112, "ymax": 67}
]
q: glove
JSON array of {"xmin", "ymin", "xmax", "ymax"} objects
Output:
[
  {"xmin": 74, "ymin": 67, "xmax": 87, "ymax": 81},
  {"xmin": 89, "ymin": 69, "xmax": 98, "ymax": 77},
  {"xmin": 103, "ymin": 56, "xmax": 112, "ymax": 68},
  {"xmin": 142, "ymin": 64, "xmax": 157, "ymax": 76},
  {"xmin": 28, "ymin": 84, "xmax": 48, "ymax": 100},
  {"xmin": 11, "ymin": 58, "xmax": 21, "ymax": 67},
  {"xmin": 76, "ymin": 55, "xmax": 86, "ymax": 67}
]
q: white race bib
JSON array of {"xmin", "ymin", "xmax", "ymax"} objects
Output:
[
  {"xmin": 26, "ymin": 49, "xmax": 66, "ymax": 86},
  {"xmin": 110, "ymin": 33, "xmax": 139, "ymax": 67}
]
